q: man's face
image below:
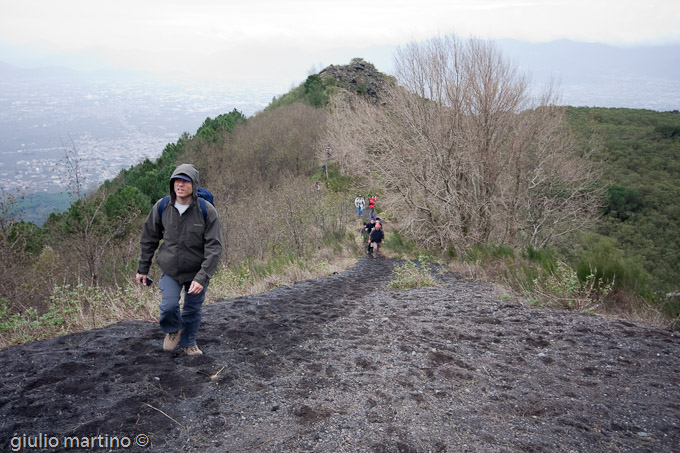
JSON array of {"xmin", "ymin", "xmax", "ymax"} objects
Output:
[{"xmin": 173, "ymin": 178, "xmax": 193, "ymax": 198}]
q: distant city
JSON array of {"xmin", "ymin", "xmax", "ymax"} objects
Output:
[
  {"xmin": 7, "ymin": 133, "xmax": 174, "ymax": 194},
  {"xmin": 0, "ymin": 65, "xmax": 279, "ymax": 199}
]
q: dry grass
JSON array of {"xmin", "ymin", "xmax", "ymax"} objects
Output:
[
  {"xmin": 445, "ymin": 256, "xmax": 675, "ymax": 330},
  {"xmin": 207, "ymin": 244, "xmax": 360, "ymax": 303},
  {"xmin": 0, "ymin": 281, "xmax": 158, "ymax": 349}
]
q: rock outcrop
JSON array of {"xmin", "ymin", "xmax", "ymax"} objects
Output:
[{"xmin": 319, "ymin": 59, "xmax": 393, "ymax": 104}]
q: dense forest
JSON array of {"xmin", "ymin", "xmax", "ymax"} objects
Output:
[
  {"xmin": 567, "ymin": 107, "xmax": 680, "ymax": 292},
  {"xmin": 1, "ymin": 43, "xmax": 679, "ymax": 347}
]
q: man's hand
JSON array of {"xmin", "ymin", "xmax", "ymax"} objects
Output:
[
  {"xmin": 135, "ymin": 273, "xmax": 148, "ymax": 286},
  {"xmin": 188, "ymin": 280, "xmax": 204, "ymax": 295}
]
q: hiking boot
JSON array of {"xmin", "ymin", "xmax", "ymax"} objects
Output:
[
  {"xmin": 163, "ymin": 329, "xmax": 182, "ymax": 351},
  {"xmin": 182, "ymin": 344, "xmax": 203, "ymax": 356}
]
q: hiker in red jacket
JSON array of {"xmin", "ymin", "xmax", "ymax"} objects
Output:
[{"xmin": 367, "ymin": 195, "xmax": 376, "ymax": 218}]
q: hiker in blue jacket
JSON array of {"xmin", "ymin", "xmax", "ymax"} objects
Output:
[{"xmin": 136, "ymin": 163, "xmax": 223, "ymax": 356}]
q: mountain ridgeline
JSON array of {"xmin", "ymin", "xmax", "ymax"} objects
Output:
[{"xmin": 1, "ymin": 54, "xmax": 679, "ymax": 348}]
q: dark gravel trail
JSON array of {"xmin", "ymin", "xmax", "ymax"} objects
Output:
[{"xmin": 1, "ymin": 257, "xmax": 678, "ymax": 452}]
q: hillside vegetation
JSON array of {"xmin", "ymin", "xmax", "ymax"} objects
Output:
[
  {"xmin": 1, "ymin": 39, "xmax": 679, "ymax": 348},
  {"xmin": 567, "ymin": 107, "xmax": 680, "ymax": 291}
]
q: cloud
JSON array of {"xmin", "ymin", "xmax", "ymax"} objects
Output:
[{"xmin": 0, "ymin": 0, "xmax": 678, "ymax": 87}]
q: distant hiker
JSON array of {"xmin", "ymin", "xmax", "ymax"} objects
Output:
[
  {"xmin": 354, "ymin": 195, "xmax": 365, "ymax": 217},
  {"xmin": 136, "ymin": 163, "xmax": 223, "ymax": 356},
  {"xmin": 369, "ymin": 221, "xmax": 384, "ymax": 258},
  {"xmin": 364, "ymin": 216, "xmax": 376, "ymax": 236},
  {"xmin": 367, "ymin": 195, "xmax": 377, "ymax": 218},
  {"xmin": 360, "ymin": 216, "xmax": 372, "ymax": 244},
  {"xmin": 363, "ymin": 217, "xmax": 377, "ymax": 254}
]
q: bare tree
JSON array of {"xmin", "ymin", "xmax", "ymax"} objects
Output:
[
  {"xmin": 323, "ymin": 35, "xmax": 602, "ymax": 251},
  {"xmin": 60, "ymin": 133, "xmax": 86, "ymax": 200},
  {"xmin": 52, "ymin": 192, "xmax": 141, "ymax": 286}
]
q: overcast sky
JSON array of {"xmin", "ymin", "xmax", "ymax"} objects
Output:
[{"xmin": 1, "ymin": 0, "xmax": 679, "ymax": 90}]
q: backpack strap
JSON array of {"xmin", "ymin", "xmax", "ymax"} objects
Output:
[
  {"xmin": 198, "ymin": 197, "xmax": 207, "ymax": 221},
  {"xmin": 157, "ymin": 195, "xmax": 207, "ymax": 221},
  {"xmin": 157, "ymin": 195, "xmax": 171, "ymax": 218}
]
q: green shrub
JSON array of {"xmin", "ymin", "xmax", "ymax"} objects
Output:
[
  {"xmin": 384, "ymin": 231, "xmax": 418, "ymax": 257},
  {"xmin": 195, "ymin": 109, "xmax": 247, "ymax": 142},
  {"xmin": 321, "ymin": 163, "xmax": 353, "ymax": 193},
  {"xmin": 387, "ymin": 260, "xmax": 438, "ymax": 290},
  {"xmin": 603, "ymin": 184, "xmax": 644, "ymax": 220},
  {"xmin": 304, "ymin": 74, "xmax": 330, "ymax": 107},
  {"xmin": 525, "ymin": 261, "xmax": 613, "ymax": 311},
  {"xmin": 525, "ymin": 246, "xmax": 558, "ymax": 274},
  {"xmin": 653, "ymin": 125, "xmax": 680, "ymax": 139},
  {"xmin": 464, "ymin": 243, "xmax": 515, "ymax": 262},
  {"xmin": 574, "ymin": 234, "xmax": 651, "ymax": 294}
]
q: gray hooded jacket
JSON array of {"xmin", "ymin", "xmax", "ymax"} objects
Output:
[{"xmin": 138, "ymin": 163, "xmax": 223, "ymax": 286}]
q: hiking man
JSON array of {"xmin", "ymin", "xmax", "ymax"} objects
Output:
[
  {"xmin": 136, "ymin": 163, "xmax": 223, "ymax": 356},
  {"xmin": 354, "ymin": 195, "xmax": 365, "ymax": 217},
  {"xmin": 369, "ymin": 221, "xmax": 384, "ymax": 258}
]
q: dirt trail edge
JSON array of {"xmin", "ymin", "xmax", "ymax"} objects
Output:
[{"xmin": 1, "ymin": 257, "xmax": 678, "ymax": 452}]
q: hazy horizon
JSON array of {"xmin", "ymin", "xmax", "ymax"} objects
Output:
[{"xmin": 1, "ymin": 0, "xmax": 678, "ymax": 90}]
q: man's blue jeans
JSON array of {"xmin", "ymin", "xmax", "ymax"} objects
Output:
[
  {"xmin": 356, "ymin": 206, "xmax": 363, "ymax": 216},
  {"xmin": 158, "ymin": 273, "xmax": 208, "ymax": 348}
]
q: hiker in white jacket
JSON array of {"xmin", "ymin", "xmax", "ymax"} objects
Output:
[{"xmin": 354, "ymin": 195, "xmax": 365, "ymax": 217}]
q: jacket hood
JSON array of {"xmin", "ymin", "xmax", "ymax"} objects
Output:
[{"xmin": 170, "ymin": 163, "xmax": 200, "ymax": 201}]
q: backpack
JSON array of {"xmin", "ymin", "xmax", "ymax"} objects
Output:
[{"xmin": 157, "ymin": 186, "xmax": 214, "ymax": 221}]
